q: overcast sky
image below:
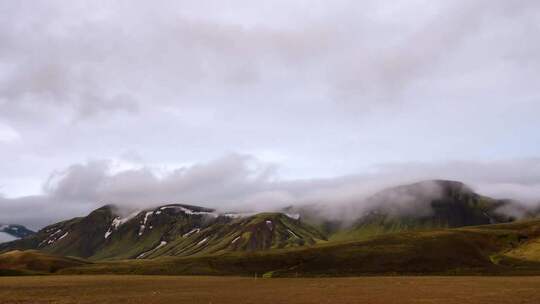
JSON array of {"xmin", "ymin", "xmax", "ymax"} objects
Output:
[{"xmin": 1, "ymin": 0, "xmax": 539, "ymax": 229}]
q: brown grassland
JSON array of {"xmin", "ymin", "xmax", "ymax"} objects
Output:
[{"xmin": 1, "ymin": 275, "xmax": 540, "ymax": 304}]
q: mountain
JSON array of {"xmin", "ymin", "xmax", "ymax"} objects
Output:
[
  {"xmin": 60, "ymin": 219, "xmax": 540, "ymax": 277},
  {"xmin": 298, "ymin": 180, "xmax": 515, "ymax": 240},
  {"xmin": 2, "ymin": 179, "xmax": 540, "ymax": 277},
  {"xmin": 0, "ymin": 179, "xmax": 525, "ymax": 266},
  {"xmin": 140, "ymin": 212, "xmax": 326, "ymax": 259},
  {"xmin": 350, "ymin": 180, "xmax": 512, "ymax": 229},
  {"xmin": 0, "ymin": 204, "xmax": 325, "ymax": 260},
  {"xmin": 0, "ymin": 224, "xmax": 35, "ymax": 243}
]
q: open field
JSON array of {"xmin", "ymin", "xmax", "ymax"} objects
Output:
[{"xmin": 1, "ymin": 275, "xmax": 540, "ymax": 304}]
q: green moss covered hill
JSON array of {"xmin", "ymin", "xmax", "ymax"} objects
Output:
[
  {"xmin": 0, "ymin": 204, "xmax": 326, "ymax": 261},
  {"xmin": 2, "ymin": 180, "xmax": 539, "ymax": 276}
]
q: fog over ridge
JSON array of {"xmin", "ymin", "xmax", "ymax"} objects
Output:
[{"xmin": 1, "ymin": 154, "xmax": 540, "ymax": 229}]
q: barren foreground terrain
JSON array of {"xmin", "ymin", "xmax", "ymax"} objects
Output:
[{"xmin": 1, "ymin": 275, "xmax": 540, "ymax": 304}]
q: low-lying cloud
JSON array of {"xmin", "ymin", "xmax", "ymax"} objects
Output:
[{"xmin": 2, "ymin": 154, "xmax": 540, "ymax": 230}]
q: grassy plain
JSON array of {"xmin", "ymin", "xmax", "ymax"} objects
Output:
[{"xmin": 1, "ymin": 275, "xmax": 540, "ymax": 304}]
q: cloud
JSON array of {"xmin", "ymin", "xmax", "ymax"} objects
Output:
[
  {"xmin": 0, "ymin": 1, "xmax": 539, "ymax": 229},
  {"xmin": 1, "ymin": 154, "xmax": 540, "ymax": 230},
  {"xmin": 0, "ymin": 122, "xmax": 20, "ymax": 142},
  {"xmin": 1, "ymin": 0, "xmax": 539, "ymax": 122}
]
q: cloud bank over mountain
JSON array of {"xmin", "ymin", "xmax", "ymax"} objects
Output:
[
  {"xmin": 2, "ymin": 154, "xmax": 539, "ymax": 229},
  {"xmin": 0, "ymin": 1, "xmax": 539, "ymax": 228}
]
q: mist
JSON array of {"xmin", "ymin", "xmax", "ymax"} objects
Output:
[{"xmin": 1, "ymin": 154, "xmax": 539, "ymax": 230}]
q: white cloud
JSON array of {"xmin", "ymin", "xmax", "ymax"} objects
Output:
[{"xmin": 0, "ymin": 122, "xmax": 20, "ymax": 143}]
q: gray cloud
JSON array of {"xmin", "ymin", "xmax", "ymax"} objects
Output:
[
  {"xmin": 1, "ymin": 0, "xmax": 539, "ymax": 121},
  {"xmin": 0, "ymin": 1, "xmax": 539, "ymax": 228},
  {"xmin": 2, "ymin": 154, "xmax": 540, "ymax": 230}
]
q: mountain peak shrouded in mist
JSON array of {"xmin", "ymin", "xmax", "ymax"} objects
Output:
[
  {"xmin": 0, "ymin": 179, "xmax": 526, "ymax": 259},
  {"xmin": 4, "ymin": 156, "xmax": 540, "ymax": 230},
  {"xmin": 353, "ymin": 179, "xmax": 514, "ymax": 228},
  {"xmin": 290, "ymin": 179, "xmax": 516, "ymax": 236}
]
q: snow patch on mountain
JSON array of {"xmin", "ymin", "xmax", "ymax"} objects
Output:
[
  {"xmin": 183, "ymin": 228, "xmax": 200, "ymax": 238},
  {"xmin": 0, "ymin": 224, "xmax": 35, "ymax": 239},
  {"xmin": 223, "ymin": 212, "xmax": 256, "ymax": 218},
  {"xmin": 0, "ymin": 232, "xmax": 17, "ymax": 243},
  {"xmin": 160, "ymin": 205, "xmax": 218, "ymax": 218},
  {"xmin": 136, "ymin": 241, "xmax": 168, "ymax": 259},
  {"xmin": 138, "ymin": 211, "xmax": 154, "ymax": 236},
  {"xmin": 105, "ymin": 210, "xmax": 141, "ymax": 239},
  {"xmin": 39, "ymin": 229, "xmax": 66, "ymax": 247},
  {"xmin": 285, "ymin": 213, "xmax": 300, "ymax": 220},
  {"xmin": 197, "ymin": 237, "xmax": 208, "ymax": 246}
]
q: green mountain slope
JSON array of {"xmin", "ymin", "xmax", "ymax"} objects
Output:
[
  {"xmin": 0, "ymin": 205, "xmax": 324, "ymax": 260},
  {"xmin": 143, "ymin": 212, "xmax": 326, "ymax": 258},
  {"xmin": 60, "ymin": 219, "xmax": 540, "ymax": 277},
  {"xmin": 0, "ymin": 206, "xmax": 115, "ymax": 258},
  {"xmin": 300, "ymin": 180, "xmax": 515, "ymax": 241},
  {"xmin": 0, "ymin": 179, "xmax": 529, "ymax": 272}
]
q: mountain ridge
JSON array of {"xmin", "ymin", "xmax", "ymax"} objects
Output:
[
  {"xmin": 0, "ymin": 180, "xmax": 526, "ymax": 262},
  {"xmin": 295, "ymin": 180, "xmax": 515, "ymax": 240},
  {"xmin": 0, "ymin": 203, "xmax": 320, "ymax": 260},
  {"xmin": 0, "ymin": 224, "xmax": 35, "ymax": 244}
]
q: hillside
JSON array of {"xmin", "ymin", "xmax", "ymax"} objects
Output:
[
  {"xmin": 0, "ymin": 250, "xmax": 89, "ymax": 275},
  {"xmin": 60, "ymin": 219, "xmax": 540, "ymax": 277},
  {"xmin": 140, "ymin": 212, "xmax": 326, "ymax": 259},
  {"xmin": 0, "ymin": 179, "xmax": 531, "ymax": 274},
  {"xmin": 0, "ymin": 204, "xmax": 324, "ymax": 260},
  {"xmin": 299, "ymin": 180, "xmax": 514, "ymax": 240}
]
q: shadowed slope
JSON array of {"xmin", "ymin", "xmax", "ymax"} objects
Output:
[{"xmin": 0, "ymin": 250, "xmax": 89, "ymax": 275}]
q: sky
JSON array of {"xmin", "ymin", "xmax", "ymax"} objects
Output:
[{"xmin": 0, "ymin": 0, "xmax": 539, "ymax": 229}]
